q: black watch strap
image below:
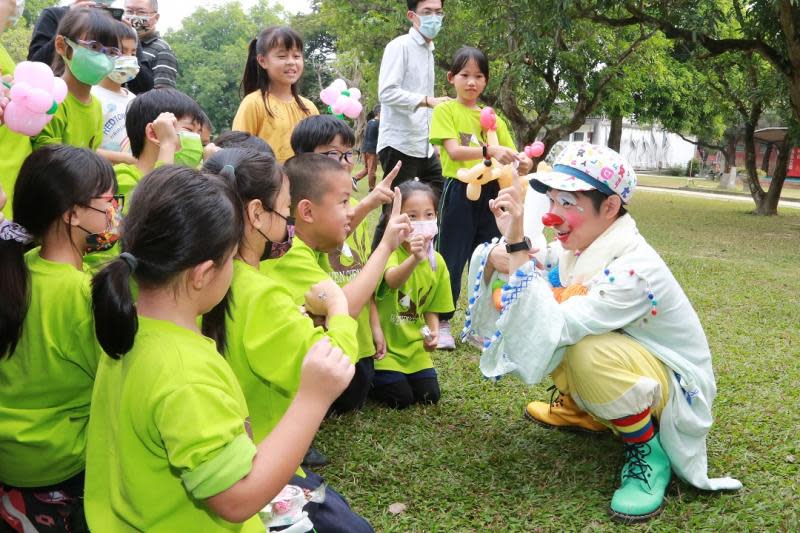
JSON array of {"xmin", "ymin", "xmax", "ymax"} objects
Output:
[{"xmin": 505, "ymin": 237, "xmax": 532, "ymax": 253}]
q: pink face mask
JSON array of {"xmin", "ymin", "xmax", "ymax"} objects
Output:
[{"xmin": 407, "ymin": 219, "xmax": 438, "ymax": 270}]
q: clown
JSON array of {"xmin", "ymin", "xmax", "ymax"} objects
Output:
[{"xmin": 463, "ymin": 142, "xmax": 741, "ymax": 522}]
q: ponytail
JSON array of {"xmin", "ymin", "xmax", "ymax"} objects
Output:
[
  {"xmin": 239, "ymin": 26, "xmax": 311, "ymax": 118},
  {"xmin": 92, "ymin": 258, "xmax": 138, "ymax": 358},
  {"xmin": 0, "ymin": 239, "xmax": 30, "ymax": 358},
  {"xmin": 201, "ymin": 289, "xmax": 232, "ymax": 355}
]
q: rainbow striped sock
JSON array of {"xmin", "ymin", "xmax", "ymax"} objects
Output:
[{"xmin": 611, "ymin": 408, "xmax": 655, "ymax": 444}]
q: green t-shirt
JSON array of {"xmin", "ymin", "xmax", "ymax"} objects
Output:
[
  {"xmin": 85, "ymin": 316, "xmax": 262, "ymax": 532},
  {"xmin": 429, "ymin": 100, "xmax": 516, "ymax": 179},
  {"xmin": 261, "ymin": 235, "xmax": 365, "ymax": 362},
  {"xmin": 114, "ymin": 162, "xmax": 143, "ymax": 208},
  {"xmin": 0, "ymin": 249, "xmax": 100, "ymax": 487},
  {"xmin": 226, "ymin": 260, "xmax": 358, "ymax": 445},
  {"xmin": 375, "ymin": 247, "xmax": 454, "ymax": 374},
  {"xmin": 0, "ymin": 46, "xmax": 33, "ymax": 221},
  {"xmin": 31, "ymin": 91, "xmax": 104, "ymax": 151}
]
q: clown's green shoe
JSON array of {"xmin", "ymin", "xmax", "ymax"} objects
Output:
[{"xmin": 609, "ymin": 433, "xmax": 671, "ymax": 523}]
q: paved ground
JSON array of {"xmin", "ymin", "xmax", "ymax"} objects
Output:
[{"xmin": 637, "ymin": 185, "xmax": 800, "ymax": 209}]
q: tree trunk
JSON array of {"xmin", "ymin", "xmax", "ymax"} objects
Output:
[
  {"xmin": 758, "ymin": 140, "xmax": 790, "ymax": 215},
  {"xmin": 742, "ymin": 120, "xmax": 770, "ymax": 212},
  {"xmin": 724, "ymin": 134, "xmax": 737, "ymax": 174},
  {"xmin": 607, "ymin": 114, "xmax": 623, "ymax": 151}
]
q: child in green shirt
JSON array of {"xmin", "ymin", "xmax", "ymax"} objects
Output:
[
  {"xmin": 87, "ymin": 165, "xmax": 355, "ymax": 532},
  {"xmin": 372, "ymin": 179, "xmax": 455, "ymax": 409},
  {"xmin": 287, "ymin": 115, "xmax": 407, "ymax": 414},
  {"xmin": 203, "ymin": 147, "xmax": 373, "ymax": 532},
  {"xmin": 31, "ymin": 8, "xmax": 117, "ymax": 151},
  {"xmin": 430, "ymin": 46, "xmax": 533, "ymax": 349},
  {"xmin": 0, "ymin": 145, "xmax": 118, "ymax": 532}
]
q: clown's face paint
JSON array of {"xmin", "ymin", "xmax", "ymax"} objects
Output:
[{"xmin": 546, "ymin": 189, "xmax": 609, "ymax": 251}]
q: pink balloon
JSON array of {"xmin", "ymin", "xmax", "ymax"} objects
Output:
[
  {"xmin": 331, "ymin": 95, "xmax": 349, "ymax": 115},
  {"xmin": 525, "ymin": 141, "xmax": 545, "ymax": 158},
  {"xmin": 27, "ymin": 89, "xmax": 54, "ymax": 113},
  {"xmin": 348, "ymin": 87, "xmax": 361, "ymax": 101},
  {"xmin": 320, "ymin": 87, "xmax": 339, "ymax": 106},
  {"xmin": 480, "ymin": 107, "xmax": 497, "ymax": 131},
  {"xmin": 9, "ymin": 82, "xmax": 32, "ymax": 102},
  {"xmin": 343, "ymin": 99, "xmax": 362, "ymax": 119},
  {"xmin": 4, "ymin": 103, "xmax": 53, "ymax": 136},
  {"xmin": 331, "ymin": 79, "xmax": 347, "ymax": 92},
  {"xmin": 52, "ymin": 78, "xmax": 68, "ymax": 103}
]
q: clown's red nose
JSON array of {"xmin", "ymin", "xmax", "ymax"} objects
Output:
[{"xmin": 542, "ymin": 212, "xmax": 565, "ymax": 227}]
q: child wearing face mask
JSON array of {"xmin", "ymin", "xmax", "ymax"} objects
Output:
[
  {"xmin": 93, "ymin": 21, "xmax": 140, "ymax": 165},
  {"xmin": 232, "ymin": 26, "xmax": 318, "ymax": 163},
  {"xmin": 31, "ymin": 7, "xmax": 119, "ymax": 151},
  {"xmin": 371, "ymin": 179, "xmax": 453, "ymax": 409},
  {"xmin": 0, "ymin": 145, "xmax": 119, "ymax": 532}
]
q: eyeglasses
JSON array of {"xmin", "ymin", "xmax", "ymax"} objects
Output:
[
  {"xmin": 321, "ymin": 150, "xmax": 354, "ymax": 164},
  {"xmin": 81, "ymin": 194, "xmax": 125, "ymax": 216},
  {"xmin": 123, "ymin": 9, "xmax": 155, "ymax": 17},
  {"xmin": 65, "ymin": 38, "xmax": 121, "ymax": 58},
  {"xmin": 416, "ymin": 9, "xmax": 444, "ymax": 16}
]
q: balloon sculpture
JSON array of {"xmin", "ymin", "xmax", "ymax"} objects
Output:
[
  {"xmin": 524, "ymin": 141, "xmax": 545, "ymax": 159},
  {"xmin": 319, "ymin": 79, "xmax": 363, "ymax": 119},
  {"xmin": 3, "ymin": 62, "xmax": 67, "ymax": 137},
  {"xmin": 454, "ymin": 107, "xmax": 521, "ymax": 201}
]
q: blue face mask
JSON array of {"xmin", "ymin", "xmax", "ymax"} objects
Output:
[{"xmin": 417, "ymin": 14, "xmax": 443, "ymax": 39}]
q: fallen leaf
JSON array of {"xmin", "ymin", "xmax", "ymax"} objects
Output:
[{"xmin": 388, "ymin": 503, "xmax": 407, "ymax": 515}]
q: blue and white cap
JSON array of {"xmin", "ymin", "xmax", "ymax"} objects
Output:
[{"xmin": 530, "ymin": 142, "xmax": 637, "ymax": 204}]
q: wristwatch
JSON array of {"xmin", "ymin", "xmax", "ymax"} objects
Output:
[{"xmin": 505, "ymin": 237, "xmax": 532, "ymax": 254}]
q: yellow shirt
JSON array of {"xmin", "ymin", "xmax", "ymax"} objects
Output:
[{"xmin": 232, "ymin": 91, "xmax": 318, "ymax": 163}]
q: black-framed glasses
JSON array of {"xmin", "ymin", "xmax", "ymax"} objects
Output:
[
  {"xmin": 123, "ymin": 8, "xmax": 155, "ymax": 17},
  {"xmin": 65, "ymin": 37, "xmax": 121, "ymax": 58},
  {"xmin": 321, "ymin": 150, "xmax": 354, "ymax": 164}
]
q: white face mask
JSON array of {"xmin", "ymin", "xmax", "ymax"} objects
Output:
[
  {"xmin": 417, "ymin": 13, "xmax": 443, "ymax": 39},
  {"xmin": 107, "ymin": 55, "xmax": 140, "ymax": 85},
  {"xmin": 407, "ymin": 219, "xmax": 438, "ymax": 240}
]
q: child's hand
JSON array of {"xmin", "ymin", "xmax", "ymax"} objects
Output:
[
  {"xmin": 489, "ymin": 185, "xmax": 524, "ymax": 243},
  {"xmin": 515, "ymin": 152, "xmax": 534, "ymax": 175},
  {"xmin": 379, "ymin": 189, "xmax": 411, "ymax": 251},
  {"xmin": 488, "ymin": 145, "xmax": 518, "ymax": 166},
  {"xmin": 409, "ymin": 234, "xmax": 428, "ymax": 262},
  {"xmin": 150, "ymin": 112, "xmax": 180, "ymax": 150},
  {"xmin": 372, "ymin": 325, "xmax": 386, "ymax": 360},
  {"xmin": 303, "ymin": 279, "xmax": 347, "ymax": 317},
  {"xmin": 364, "ymin": 161, "xmax": 400, "ymax": 209},
  {"xmin": 203, "ymin": 142, "xmax": 220, "ymax": 161},
  {"xmin": 298, "ymin": 338, "xmax": 355, "ymax": 404},
  {"xmin": 423, "ymin": 329, "xmax": 439, "ymax": 352}
]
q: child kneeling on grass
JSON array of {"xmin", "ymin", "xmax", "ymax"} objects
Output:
[{"xmin": 371, "ymin": 179, "xmax": 454, "ymax": 409}]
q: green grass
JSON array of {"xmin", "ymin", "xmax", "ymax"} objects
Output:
[
  {"xmin": 638, "ymin": 174, "xmax": 800, "ymax": 201},
  {"xmin": 314, "ymin": 185, "xmax": 800, "ymax": 531}
]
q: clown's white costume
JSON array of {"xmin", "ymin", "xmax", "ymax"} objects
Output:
[{"xmin": 463, "ymin": 142, "xmax": 740, "ymax": 522}]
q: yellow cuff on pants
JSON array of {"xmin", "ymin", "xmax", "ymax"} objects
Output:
[{"xmin": 551, "ymin": 332, "xmax": 670, "ymax": 422}]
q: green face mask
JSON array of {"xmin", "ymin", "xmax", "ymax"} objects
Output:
[
  {"xmin": 174, "ymin": 131, "xmax": 204, "ymax": 169},
  {"xmin": 65, "ymin": 39, "xmax": 115, "ymax": 85}
]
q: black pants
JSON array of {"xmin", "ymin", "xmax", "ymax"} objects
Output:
[
  {"xmin": 0, "ymin": 471, "xmax": 88, "ymax": 533},
  {"xmin": 281, "ymin": 469, "xmax": 373, "ymax": 533},
  {"xmin": 436, "ymin": 178, "xmax": 502, "ymax": 320},
  {"xmin": 371, "ymin": 146, "xmax": 444, "ymax": 251},
  {"xmin": 329, "ymin": 357, "xmax": 374, "ymax": 415},
  {"xmin": 370, "ymin": 368, "xmax": 440, "ymax": 409}
]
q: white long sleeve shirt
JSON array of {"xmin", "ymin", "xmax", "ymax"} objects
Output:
[{"xmin": 377, "ymin": 27, "xmax": 435, "ymax": 158}]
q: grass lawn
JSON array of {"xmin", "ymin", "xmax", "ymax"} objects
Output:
[
  {"xmin": 638, "ymin": 174, "xmax": 800, "ymax": 201},
  {"xmin": 315, "ymin": 181, "xmax": 800, "ymax": 531}
]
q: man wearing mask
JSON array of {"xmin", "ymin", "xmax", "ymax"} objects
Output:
[
  {"xmin": 27, "ymin": 0, "xmax": 154, "ymax": 94},
  {"xmin": 372, "ymin": 0, "xmax": 450, "ymax": 322},
  {"xmin": 122, "ymin": 0, "xmax": 176, "ymax": 89}
]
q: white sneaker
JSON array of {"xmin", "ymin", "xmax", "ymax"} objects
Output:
[
  {"xmin": 351, "ymin": 177, "xmax": 360, "ymax": 191},
  {"xmin": 437, "ymin": 320, "xmax": 456, "ymax": 350}
]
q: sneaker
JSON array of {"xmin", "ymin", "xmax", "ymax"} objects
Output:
[
  {"xmin": 301, "ymin": 446, "xmax": 328, "ymax": 467},
  {"xmin": 351, "ymin": 177, "xmax": 360, "ymax": 191},
  {"xmin": 609, "ymin": 433, "xmax": 671, "ymax": 523},
  {"xmin": 524, "ymin": 386, "xmax": 609, "ymax": 434},
  {"xmin": 436, "ymin": 320, "xmax": 456, "ymax": 350}
]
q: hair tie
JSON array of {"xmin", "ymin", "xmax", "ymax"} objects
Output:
[
  {"xmin": 221, "ymin": 164, "xmax": 236, "ymax": 178},
  {"xmin": 119, "ymin": 252, "xmax": 138, "ymax": 274},
  {"xmin": 0, "ymin": 219, "xmax": 33, "ymax": 244}
]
